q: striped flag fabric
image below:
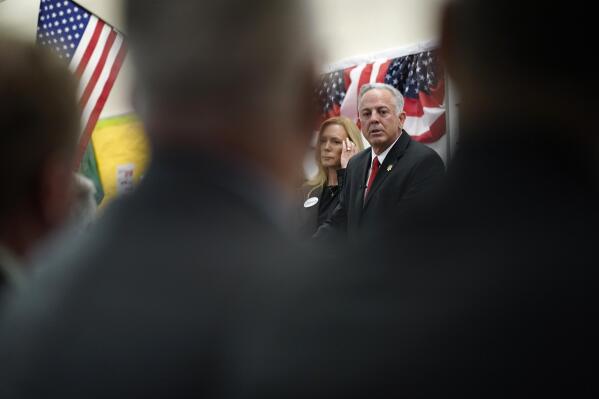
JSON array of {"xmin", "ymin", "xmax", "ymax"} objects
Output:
[
  {"xmin": 36, "ymin": 0, "xmax": 127, "ymax": 164},
  {"xmin": 316, "ymin": 50, "xmax": 445, "ymax": 144}
]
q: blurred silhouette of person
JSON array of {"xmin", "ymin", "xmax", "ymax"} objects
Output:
[
  {"xmin": 299, "ymin": 116, "xmax": 363, "ymax": 237},
  {"xmin": 314, "ymin": 83, "xmax": 445, "ymax": 242},
  {"xmin": 394, "ymin": 1, "xmax": 599, "ymax": 395},
  {"xmin": 0, "ymin": 38, "xmax": 78, "ymax": 296},
  {"xmin": 0, "ymin": 0, "xmax": 319, "ymax": 398}
]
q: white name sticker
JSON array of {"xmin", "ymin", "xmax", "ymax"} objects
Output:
[{"xmin": 303, "ymin": 197, "xmax": 319, "ymax": 208}]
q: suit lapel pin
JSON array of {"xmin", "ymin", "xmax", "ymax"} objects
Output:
[{"xmin": 387, "ymin": 164, "xmax": 393, "ymax": 172}]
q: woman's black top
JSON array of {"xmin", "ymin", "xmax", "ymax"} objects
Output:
[
  {"xmin": 298, "ymin": 169, "xmax": 346, "ymax": 237},
  {"xmin": 317, "ymin": 184, "xmax": 341, "ymax": 228}
]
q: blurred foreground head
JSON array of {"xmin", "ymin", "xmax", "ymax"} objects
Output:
[
  {"xmin": 0, "ymin": 37, "xmax": 79, "ymax": 259},
  {"xmin": 441, "ymin": 0, "xmax": 597, "ymax": 132},
  {"xmin": 126, "ymin": 0, "xmax": 317, "ymax": 192}
]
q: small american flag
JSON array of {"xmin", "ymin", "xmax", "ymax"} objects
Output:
[
  {"xmin": 36, "ymin": 0, "xmax": 127, "ymax": 163},
  {"xmin": 317, "ymin": 50, "xmax": 445, "ymax": 144}
]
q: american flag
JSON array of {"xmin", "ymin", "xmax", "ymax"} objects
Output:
[
  {"xmin": 36, "ymin": 0, "xmax": 127, "ymax": 163},
  {"xmin": 317, "ymin": 50, "xmax": 445, "ymax": 143}
]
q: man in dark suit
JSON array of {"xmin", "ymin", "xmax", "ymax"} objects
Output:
[
  {"xmin": 315, "ymin": 83, "xmax": 445, "ymax": 241},
  {"xmin": 0, "ymin": 1, "xmax": 319, "ymax": 397}
]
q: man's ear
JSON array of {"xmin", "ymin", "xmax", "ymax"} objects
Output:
[
  {"xmin": 36, "ymin": 154, "xmax": 75, "ymax": 229},
  {"xmin": 356, "ymin": 119, "xmax": 362, "ymax": 130},
  {"xmin": 398, "ymin": 111, "xmax": 407, "ymax": 126}
]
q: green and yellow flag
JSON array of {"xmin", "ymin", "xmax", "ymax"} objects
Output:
[{"xmin": 80, "ymin": 114, "xmax": 150, "ymax": 208}]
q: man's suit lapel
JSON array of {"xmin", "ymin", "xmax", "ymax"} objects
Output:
[
  {"xmin": 354, "ymin": 151, "xmax": 371, "ymax": 211},
  {"xmin": 363, "ymin": 131, "xmax": 411, "ymax": 210}
]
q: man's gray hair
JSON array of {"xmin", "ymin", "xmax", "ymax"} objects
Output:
[
  {"xmin": 359, "ymin": 83, "xmax": 405, "ymax": 115},
  {"xmin": 125, "ymin": 0, "xmax": 311, "ymax": 108}
]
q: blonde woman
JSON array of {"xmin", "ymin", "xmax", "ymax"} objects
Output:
[{"xmin": 299, "ymin": 116, "xmax": 364, "ymax": 236}]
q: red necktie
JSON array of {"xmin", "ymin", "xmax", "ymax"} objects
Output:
[{"xmin": 365, "ymin": 157, "xmax": 380, "ymax": 198}]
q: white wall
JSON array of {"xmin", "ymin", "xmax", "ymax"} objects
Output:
[
  {"xmin": 1, "ymin": 0, "xmax": 448, "ymax": 120},
  {"xmin": 309, "ymin": 0, "xmax": 446, "ymax": 65}
]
